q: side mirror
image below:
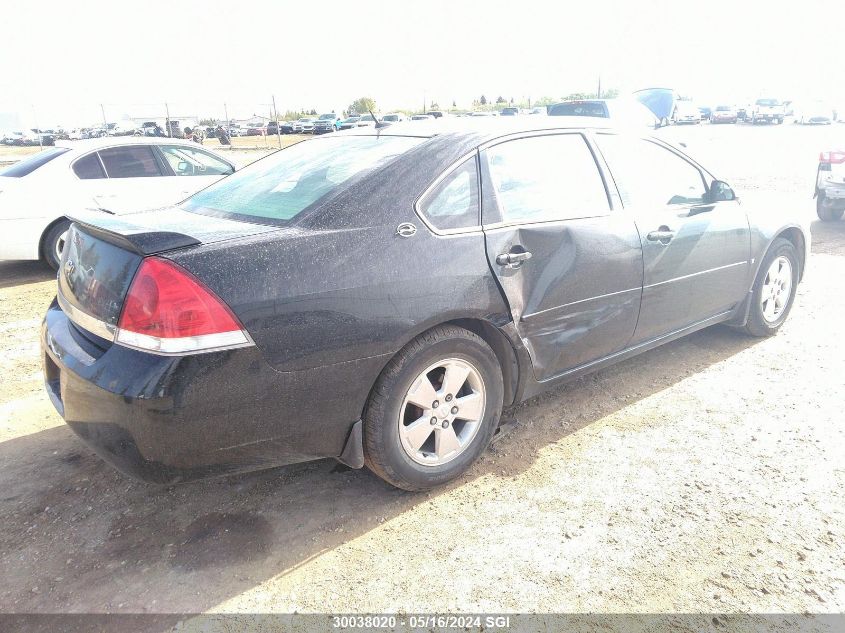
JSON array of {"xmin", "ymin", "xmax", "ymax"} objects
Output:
[{"xmin": 706, "ymin": 180, "xmax": 735, "ymax": 203}]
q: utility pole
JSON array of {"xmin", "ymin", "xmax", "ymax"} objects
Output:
[
  {"xmin": 224, "ymin": 102, "xmax": 230, "ymax": 133},
  {"xmin": 423, "ymin": 90, "xmax": 426, "ymax": 114},
  {"xmin": 165, "ymin": 102, "xmax": 171, "ymax": 137},
  {"xmin": 597, "ymin": 76, "xmax": 602, "ymax": 100},
  {"xmin": 272, "ymin": 95, "xmax": 281, "ymax": 149},
  {"xmin": 100, "ymin": 103, "xmax": 107, "ymax": 133}
]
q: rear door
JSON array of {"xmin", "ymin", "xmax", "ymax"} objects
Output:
[
  {"xmin": 74, "ymin": 145, "xmax": 180, "ymax": 213},
  {"xmin": 594, "ymin": 133, "xmax": 750, "ymax": 343},
  {"xmin": 480, "ymin": 132, "xmax": 643, "ymax": 382}
]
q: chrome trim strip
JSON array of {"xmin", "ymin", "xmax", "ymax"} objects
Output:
[
  {"xmin": 644, "ymin": 261, "xmax": 748, "ymax": 289},
  {"xmin": 56, "ymin": 290, "xmax": 116, "ymax": 340},
  {"xmin": 521, "ymin": 286, "xmax": 641, "ymax": 322},
  {"xmin": 114, "ymin": 328, "xmax": 254, "ymax": 356}
]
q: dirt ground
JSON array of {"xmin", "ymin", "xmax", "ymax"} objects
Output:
[{"xmin": 0, "ymin": 122, "xmax": 844, "ymax": 622}]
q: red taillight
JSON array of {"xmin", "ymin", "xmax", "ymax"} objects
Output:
[
  {"xmin": 819, "ymin": 151, "xmax": 845, "ymax": 164},
  {"xmin": 116, "ymin": 257, "xmax": 250, "ymax": 355}
]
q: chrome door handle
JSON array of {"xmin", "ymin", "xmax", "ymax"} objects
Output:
[
  {"xmin": 646, "ymin": 227, "xmax": 675, "ymax": 244},
  {"xmin": 496, "ymin": 251, "xmax": 532, "ymax": 266}
]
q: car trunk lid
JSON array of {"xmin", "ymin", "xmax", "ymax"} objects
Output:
[{"xmin": 57, "ymin": 207, "xmax": 278, "ymax": 338}]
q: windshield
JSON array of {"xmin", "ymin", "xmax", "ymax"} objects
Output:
[
  {"xmin": 756, "ymin": 99, "xmax": 779, "ymax": 106},
  {"xmin": 382, "ymin": 115, "xmax": 399, "ymax": 121},
  {"xmin": 184, "ymin": 136, "xmax": 425, "ymax": 224},
  {"xmin": 716, "ymin": 105, "xmax": 732, "ymax": 111},
  {"xmin": 319, "ymin": 114, "xmax": 336, "ymax": 120},
  {"xmin": 0, "ymin": 147, "xmax": 70, "ymax": 178},
  {"xmin": 548, "ymin": 102, "xmax": 608, "ymax": 117}
]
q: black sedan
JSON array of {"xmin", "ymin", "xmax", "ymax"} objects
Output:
[{"xmin": 42, "ymin": 119, "xmax": 809, "ymax": 490}]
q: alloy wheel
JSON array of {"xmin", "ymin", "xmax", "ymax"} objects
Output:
[
  {"xmin": 761, "ymin": 256, "xmax": 792, "ymax": 323},
  {"xmin": 398, "ymin": 358, "xmax": 486, "ymax": 466}
]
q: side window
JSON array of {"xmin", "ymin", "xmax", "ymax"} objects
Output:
[
  {"xmin": 98, "ymin": 146, "xmax": 162, "ymax": 178},
  {"xmin": 596, "ymin": 135, "xmax": 707, "ymax": 207},
  {"xmin": 158, "ymin": 145, "xmax": 234, "ymax": 177},
  {"xmin": 418, "ymin": 157, "xmax": 479, "ymax": 231},
  {"xmin": 484, "ymin": 134, "xmax": 609, "ymax": 224},
  {"xmin": 72, "ymin": 153, "xmax": 106, "ymax": 179}
]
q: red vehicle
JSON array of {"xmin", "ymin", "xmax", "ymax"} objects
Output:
[{"xmin": 246, "ymin": 125, "xmax": 266, "ymax": 136}]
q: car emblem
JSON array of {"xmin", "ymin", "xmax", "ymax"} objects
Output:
[
  {"xmin": 396, "ymin": 222, "xmax": 417, "ymax": 238},
  {"xmin": 65, "ymin": 260, "xmax": 75, "ymax": 276}
]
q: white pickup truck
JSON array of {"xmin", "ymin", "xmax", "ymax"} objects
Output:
[{"xmin": 751, "ymin": 98, "xmax": 785, "ymax": 125}]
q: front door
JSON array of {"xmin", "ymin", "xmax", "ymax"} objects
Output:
[
  {"xmin": 481, "ymin": 132, "xmax": 643, "ymax": 382},
  {"xmin": 594, "ymin": 133, "xmax": 751, "ymax": 343}
]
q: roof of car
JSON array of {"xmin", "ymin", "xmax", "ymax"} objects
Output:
[
  {"xmin": 55, "ymin": 136, "xmax": 206, "ymax": 151},
  {"xmin": 341, "ymin": 115, "xmax": 615, "ymax": 142}
]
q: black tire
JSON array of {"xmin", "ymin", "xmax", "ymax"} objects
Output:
[
  {"xmin": 742, "ymin": 238, "xmax": 799, "ymax": 337},
  {"xmin": 363, "ymin": 325, "xmax": 504, "ymax": 491},
  {"xmin": 817, "ymin": 195, "xmax": 844, "ymax": 221},
  {"xmin": 42, "ymin": 219, "xmax": 71, "ymax": 270}
]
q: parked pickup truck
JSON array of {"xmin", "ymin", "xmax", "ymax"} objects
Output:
[
  {"xmin": 751, "ymin": 98, "xmax": 785, "ymax": 124},
  {"xmin": 816, "ymin": 150, "xmax": 845, "ymax": 221}
]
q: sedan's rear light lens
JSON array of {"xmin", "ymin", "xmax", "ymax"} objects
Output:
[
  {"xmin": 819, "ymin": 151, "xmax": 845, "ymax": 164},
  {"xmin": 116, "ymin": 257, "xmax": 251, "ymax": 355}
]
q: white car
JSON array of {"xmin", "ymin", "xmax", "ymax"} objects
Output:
[
  {"xmin": 0, "ymin": 137, "xmax": 235, "ymax": 269},
  {"xmin": 672, "ymin": 101, "xmax": 702, "ymax": 124},
  {"xmin": 381, "ymin": 113, "xmax": 407, "ymax": 123},
  {"xmin": 355, "ymin": 114, "xmax": 377, "ymax": 127}
]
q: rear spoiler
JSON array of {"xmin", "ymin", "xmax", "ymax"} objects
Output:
[{"xmin": 66, "ymin": 209, "xmax": 201, "ymax": 256}]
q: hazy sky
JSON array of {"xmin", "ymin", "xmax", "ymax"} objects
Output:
[{"xmin": 1, "ymin": 0, "xmax": 842, "ymax": 126}]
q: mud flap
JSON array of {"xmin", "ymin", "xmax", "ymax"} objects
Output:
[{"xmin": 337, "ymin": 420, "xmax": 364, "ymax": 469}]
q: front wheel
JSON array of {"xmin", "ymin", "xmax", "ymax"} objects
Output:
[
  {"xmin": 363, "ymin": 325, "xmax": 503, "ymax": 491},
  {"xmin": 42, "ymin": 219, "xmax": 71, "ymax": 270},
  {"xmin": 742, "ymin": 238, "xmax": 799, "ymax": 337}
]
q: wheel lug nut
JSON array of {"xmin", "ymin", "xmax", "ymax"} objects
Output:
[
  {"xmin": 441, "ymin": 420, "xmax": 449, "ymax": 428},
  {"xmin": 432, "ymin": 400, "xmax": 439, "ymax": 408},
  {"xmin": 430, "ymin": 417, "xmax": 437, "ymax": 425},
  {"xmin": 445, "ymin": 394, "xmax": 453, "ymax": 402},
  {"xmin": 451, "ymin": 406, "xmax": 458, "ymax": 414}
]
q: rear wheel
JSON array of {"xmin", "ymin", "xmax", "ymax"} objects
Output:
[
  {"xmin": 742, "ymin": 238, "xmax": 799, "ymax": 337},
  {"xmin": 363, "ymin": 325, "xmax": 503, "ymax": 491},
  {"xmin": 42, "ymin": 219, "xmax": 71, "ymax": 270},
  {"xmin": 817, "ymin": 195, "xmax": 844, "ymax": 221}
]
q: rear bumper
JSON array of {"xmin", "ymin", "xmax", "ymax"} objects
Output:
[{"xmin": 42, "ymin": 300, "xmax": 380, "ymax": 483}]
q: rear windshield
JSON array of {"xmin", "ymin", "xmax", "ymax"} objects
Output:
[
  {"xmin": 756, "ymin": 99, "xmax": 779, "ymax": 106},
  {"xmin": 184, "ymin": 136, "xmax": 425, "ymax": 224},
  {"xmin": 548, "ymin": 102, "xmax": 608, "ymax": 117},
  {"xmin": 0, "ymin": 147, "xmax": 69, "ymax": 177}
]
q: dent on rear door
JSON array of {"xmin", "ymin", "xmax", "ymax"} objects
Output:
[{"xmin": 484, "ymin": 217, "xmax": 643, "ymax": 381}]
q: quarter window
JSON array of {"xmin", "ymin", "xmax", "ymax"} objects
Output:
[
  {"xmin": 485, "ymin": 134, "xmax": 610, "ymax": 224},
  {"xmin": 158, "ymin": 145, "xmax": 234, "ymax": 176},
  {"xmin": 98, "ymin": 146, "xmax": 162, "ymax": 178},
  {"xmin": 596, "ymin": 135, "xmax": 707, "ymax": 207},
  {"xmin": 419, "ymin": 157, "xmax": 479, "ymax": 231},
  {"xmin": 72, "ymin": 153, "xmax": 106, "ymax": 179}
]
